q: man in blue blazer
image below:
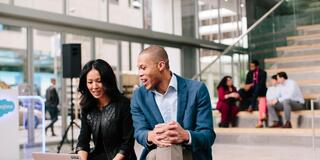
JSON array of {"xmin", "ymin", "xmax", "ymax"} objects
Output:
[{"xmin": 131, "ymin": 45, "xmax": 215, "ymax": 160}]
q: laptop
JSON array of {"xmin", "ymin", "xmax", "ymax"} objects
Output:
[{"xmin": 32, "ymin": 152, "xmax": 82, "ymax": 160}]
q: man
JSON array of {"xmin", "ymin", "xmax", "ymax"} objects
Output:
[
  {"xmin": 268, "ymin": 72, "xmax": 304, "ymax": 128},
  {"xmin": 266, "ymin": 75, "xmax": 280, "ymax": 106},
  {"xmin": 131, "ymin": 45, "xmax": 215, "ymax": 160},
  {"xmin": 45, "ymin": 78, "xmax": 59, "ymax": 136},
  {"xmin": 239, "ymin": 60, "xmax": 267, "ymax": 112}
]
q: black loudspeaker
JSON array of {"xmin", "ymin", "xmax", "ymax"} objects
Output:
[{"xmin": 62, "ymin": 43, "xmax": 82, "ymax": 78}]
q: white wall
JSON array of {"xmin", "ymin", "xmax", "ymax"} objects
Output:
[
  {"xmin": 109, "ymin": 0, "xmax": 143, "ymax": 28},
  {"xmin": 152, "ymin": 0, "xmax": 173, "ymax": 34},
  {"xmin": 67, "ymin": 0, "xmax": 107, "ymax": 21},
  {"xmin": 15, "ymin": 0, "xmax": 63, "ymax": 13}
]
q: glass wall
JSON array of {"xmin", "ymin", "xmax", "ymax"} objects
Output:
[
  {"xmin": 0, "ymin": 24, "xmax": 27, "ymax": 87},
  {"xmin": 198, "ymin": 0, "xmax": 247, "ymax": 46},
  {"xmin": 7, "ymin": 0, "xmax": 183, "ymax": 35}
]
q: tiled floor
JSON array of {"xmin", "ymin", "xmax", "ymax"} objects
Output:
[
  {"xmin": 20, "ymin": 143, "xmax": 320, "ymax": 160},
  {"xmin": 19, "ymin": 117, "xmax": 320, "ymax": 160}
]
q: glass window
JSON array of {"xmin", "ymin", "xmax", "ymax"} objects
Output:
[
  {"xmin": 130, "ymin": 42, "xmax": 142, "ymax": 72},
  {"xmin": 33, "ymin": 29, "xmax": 61, "ymax": 97},
  {"xmin": 33, "ymin": 29, "xmax": 62, "ymax": 150},
  {"xmin": 65, "ymin": 34, "xmax": 92, "ymax": 67},
  {"xmin": 67, "ymin": 0, "xmax": 107, "ymax": 21},
  {"xmin": 0, "ymin": 24, "xmax": 27, "ymax": 86},
  {"xmin": 95, "ymin": 37, "xmax": 118, "ymax": 70},
  {"xmin": 14, "ymin": 0, "xmax": 63, "ymax": 14},
  {"xmin": 129, "ymin": 0, "xmax": 142, "ymax": 9},
  {"xmin": 109, "ymin": 0, "xmax": 143, "ymax": 28},
  {"xmin": 165, "ymin": 47, "xmax": 181, "ymax": 75},
  {"xmin": 110, "ymin": 0, "xmax": 119, "ymax": 5},
  {"xmin": 120, "ymin": 41, "xmax": 130, "ymax": 71}
]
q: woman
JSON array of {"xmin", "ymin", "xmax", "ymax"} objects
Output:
[
  {"xmin": 216, "ymin": 76, "xmax": 240, "ymax": 128},
  {"xmin": 76, "ymin": 59, "xmax": 136, "ymax": 160}
]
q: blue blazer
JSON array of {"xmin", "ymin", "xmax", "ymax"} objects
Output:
[{"xmin": 130, "ymin": 74, "xmax": 215, "ymax": 160}]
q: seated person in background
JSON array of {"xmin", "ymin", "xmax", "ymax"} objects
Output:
[
  {"xmin": 268, "ymin": 72, "xmax": 304, "ymax": 128},
  {"xmin": 216, "ymin": 76, "xmax": 240, "ymax": 128},
  {"xmin": 258, "ymin": 75, "xmax": 280, "ymax": 128},
  {"xmin": 239, "ymin": 60, "xmax": 267, "ymax": 112}
]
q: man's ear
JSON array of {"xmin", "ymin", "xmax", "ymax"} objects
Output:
[{"xmin": 158, "ymin": 61, "xmax": 166, "ymax": 71}]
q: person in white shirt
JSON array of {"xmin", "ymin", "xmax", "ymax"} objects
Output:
[
  {"xmin": 268, "ymin": 72, "xmax": 304, "ymax": 128},
  {"xmin": 266, "ymin": 75, "xmax": 280, "ymax": 105}
]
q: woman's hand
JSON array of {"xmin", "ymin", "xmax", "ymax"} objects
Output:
[
  {"xmin": 78, "ymin": 150, "xmax": 88, "ymax": 160},
  {"xmin": 113, "ymin": 153, "xmax": 125, "ymax": 160}
]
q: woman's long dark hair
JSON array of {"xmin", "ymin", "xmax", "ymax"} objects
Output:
[
  {"xmin": 78, "ymin": 59, "xmax": 122, "ymax": 112},
  {"xmin": 217, "ymin": 76, "xmax": 233, "ymax": 90}
]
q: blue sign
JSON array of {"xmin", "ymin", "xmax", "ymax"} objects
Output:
[{"xmin": 0, "ymin": 99, "xmax": 15, "ymax": 118}]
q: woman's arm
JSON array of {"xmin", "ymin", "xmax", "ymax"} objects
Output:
[
  {"xmin": 218, "ymin": 87, "xmax": 228, "ymax": 101},
  {"xmin": 76, "ymin": 112, "xmax": 91, "ymax": 160},
  {"xmin": 117, "ymin": 99, "xmax": 135, "ymax": 159}
]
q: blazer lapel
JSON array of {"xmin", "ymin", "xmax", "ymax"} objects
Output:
[
  {"xmin": 176, "ymin": 75, "xmax": 188, "ymax": 126},
  {"xmin": 146, "ymin": 90, "xmax": 164, "ymax": 124}
]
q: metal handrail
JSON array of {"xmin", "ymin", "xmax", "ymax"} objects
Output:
[{"xmin": 192, "ymin": 0, "xmax": 285, "ymax": 80}]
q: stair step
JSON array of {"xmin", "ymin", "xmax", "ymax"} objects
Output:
[
  {"xmin": 297, "ymin": 79, "xmax": 320, "ymax": 86},
  {"xmin": 297, "ymin": 24, "xmax": 320, "ymax": 31},
  {"xmin": 266, "ymin": 66, "xmax": 320, "ymax": 74},
  {"xmin": 276, "ymin": 44, "xmax": 320, "ymax": 52},
  {"xmin": 287, "ymin": 33, "xmax": 320, "ymax": 41},
  {"xmin": 215, "ymin": 128, "xmax": 320, "ymax": 146},
  {"xmin": 265, "ymin": 54, "xmax": 320, "ymax": 63},
  {"xmin": 215, "ymin": 128, "xmax": 320, "ymax": 136},
  {"xmin": 302, "ymin": 93, "xmax": 320, "ymax": 100}
]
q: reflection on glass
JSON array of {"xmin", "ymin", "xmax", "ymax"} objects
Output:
[
  {"xmin": 0, "ymin": 24, "xmax": 27, "ymax": 86},
  {"xmin": 199, "ymin": 48, "xmax": 221, "ymax": 101},
  {"xmin": 14, "ymin": 0, "xmax": 63, "ymax": 14},
  {"xmin": 33, "ymin": 29, "xmax": 61, "ymax": 97},
  {"xmin": 198, "ymin": 0, "xmax": 247, "ymax": 46},
  {"xmin": 67, "ymin": 0, "xmax": 107, "ymax": 21}
]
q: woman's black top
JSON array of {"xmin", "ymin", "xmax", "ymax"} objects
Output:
[{"xmin": 76, "ymin": 96, "xmax": 137, "ymax": 160}]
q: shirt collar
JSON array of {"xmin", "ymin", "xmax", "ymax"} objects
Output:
[{"xmin": 152, "ymin": 73, "xmax": 177, "ymax": 95}]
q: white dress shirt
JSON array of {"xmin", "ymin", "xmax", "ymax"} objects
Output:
[
  {"xmin": 266, "ymin": 85, "xmax": 280, "ymax": 102},
  {"xmin": 152, "ymin": 74, "xmax": 178, "ymax": 123},
  {"xmin": 152, "ymin": 74, "xmax": 191, "ymax": 144},
  {"xmin": 278, "ymin": 79, "xmax": 304, "ymax": 104}
]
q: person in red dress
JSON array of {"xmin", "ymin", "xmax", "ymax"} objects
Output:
[{"xmin": 216, "ymin": 76, "xmax": 240, "ymax": 128}]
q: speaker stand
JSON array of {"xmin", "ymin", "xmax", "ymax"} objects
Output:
[{"xmin": 57, "ymin": 78, "xmax": 80, "ymax": 153}]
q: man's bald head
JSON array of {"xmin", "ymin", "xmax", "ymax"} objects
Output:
[{"xmin": 139, "ymin": 45, "xmax": 170, "ymax": 69}]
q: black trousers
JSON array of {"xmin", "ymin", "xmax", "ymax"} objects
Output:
[
  {"xmin": 45, "ymin": 105, "xmax": 58, "ymax": 133},
  {"xmin": 239, "ymin": 86, "xmax": 259, "ymax": 111}
]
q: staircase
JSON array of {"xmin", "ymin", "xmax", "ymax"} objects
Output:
[{"xmin": 265, "ymin": 23, "xmax": 320, "ymax": 101}]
